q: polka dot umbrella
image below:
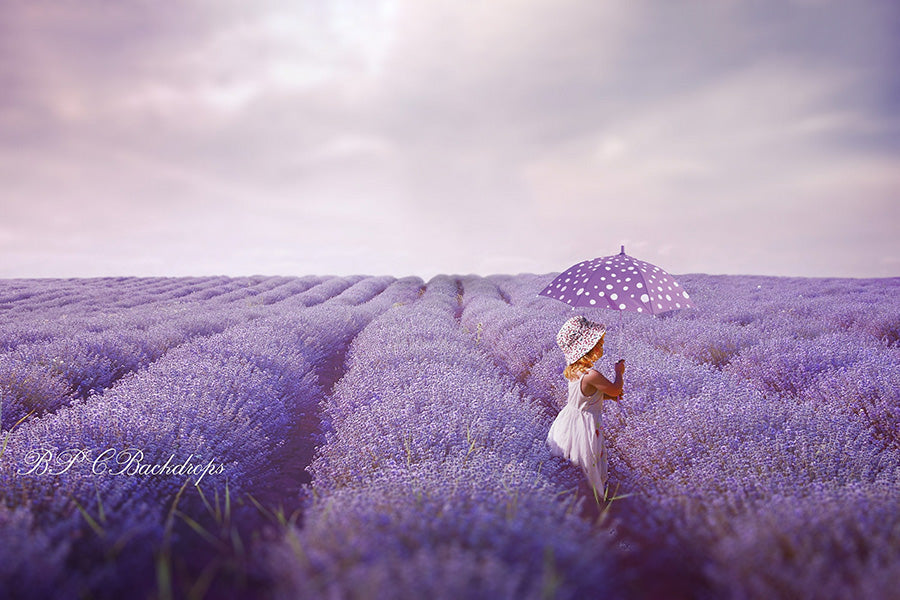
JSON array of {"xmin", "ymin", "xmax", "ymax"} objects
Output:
[{"xmin": 538, "ymin": 246, "xmax": 693, "ymax": 314}]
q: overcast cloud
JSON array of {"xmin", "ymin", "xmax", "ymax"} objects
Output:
[{"xmin": 1, "ymin": 0, "xmax": 898, "ymax": 278}]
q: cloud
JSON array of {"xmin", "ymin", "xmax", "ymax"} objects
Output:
[{"xmin": 0, "ymin": 0, "xmax": 898, "ymax": 278}]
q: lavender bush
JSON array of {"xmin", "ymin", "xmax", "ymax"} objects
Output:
[{"xmin": 0, "ymin": 273, "xmax": 897, "ymax": 599}]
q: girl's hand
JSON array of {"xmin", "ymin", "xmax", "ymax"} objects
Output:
[{"xmin": 614, "ymin": 359, "xmax": 626, "ymax": 377}]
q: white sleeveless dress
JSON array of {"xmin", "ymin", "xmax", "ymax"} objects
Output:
[{"xmin": 546, "ymin": 371, "xmax": 607, "ymax": 494}]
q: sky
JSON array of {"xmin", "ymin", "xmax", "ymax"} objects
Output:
[{"xmin": 1, "ymin": 0, "xmax": 898, "ymax": 279}]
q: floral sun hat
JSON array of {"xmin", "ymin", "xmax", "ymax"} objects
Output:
[{"xmin": 556, "ymin": 315, "xmax": 607, "ymax": 365}]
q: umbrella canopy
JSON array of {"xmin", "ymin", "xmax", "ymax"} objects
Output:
[{"xmin": 538, "ymin": 246, "xmax": 693, "ymax": 314}]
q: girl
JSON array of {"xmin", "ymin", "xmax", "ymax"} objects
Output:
[{"xmin": 547, "ymin": 315, "xmax": 625, "ymax": 500}]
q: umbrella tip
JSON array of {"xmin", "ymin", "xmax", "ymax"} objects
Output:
[{"xmin": 620, "ymin": 245, "xmax": 625, "ymax": 255}]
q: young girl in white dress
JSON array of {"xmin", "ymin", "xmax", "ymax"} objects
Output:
[{"xmin": 547, "ymin": 315, "xmax": 625, "ymax": 500}]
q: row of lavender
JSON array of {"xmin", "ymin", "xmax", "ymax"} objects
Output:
[
  {"xmin": 259, "ymin": 272, "xmax": 900, "ymax": 598},
  {"xmin": 262, "ymin": 275, "xmax": 628, "ymax": 599},
  {"xmin": 619, "ymin": 275, "xmax": 900, "ymax": 598},
  {"xmin": 0, "ymin": 275, "xmax": 336, "ymax": 428},
  {"xmin": 439, "ymin": 273, "xmax": 900, "ymax": 598},
  {"xmin": 1, "ymin": 273, "xmax": 898, "ymax": 599},
  {"xmin": 0, "ymin": 275, "xmax": 423, "ymax": 599}
]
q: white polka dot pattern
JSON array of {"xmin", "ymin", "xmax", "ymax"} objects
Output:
[{"xmin": 538, "ymin": 248, "xmax": 693, "ymax": 314}]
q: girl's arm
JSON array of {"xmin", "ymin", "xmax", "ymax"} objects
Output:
[{"xmin": 581, "ymin": 360, "xmax": 625, "ymax": 399}]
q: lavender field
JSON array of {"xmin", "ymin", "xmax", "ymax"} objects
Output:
[{"xmin": 0, "ymin": 273, "xmax": 898, "ymax": 600}]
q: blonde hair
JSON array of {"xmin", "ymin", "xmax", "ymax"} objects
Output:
[{"xmin": 563, "ymin": 336, "xmax": 604, "ymax": 380}]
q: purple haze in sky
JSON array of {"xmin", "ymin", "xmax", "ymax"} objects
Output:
[{"xmin": 1, "ymin": 1, "xmax": 898, "ymax": 278}]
